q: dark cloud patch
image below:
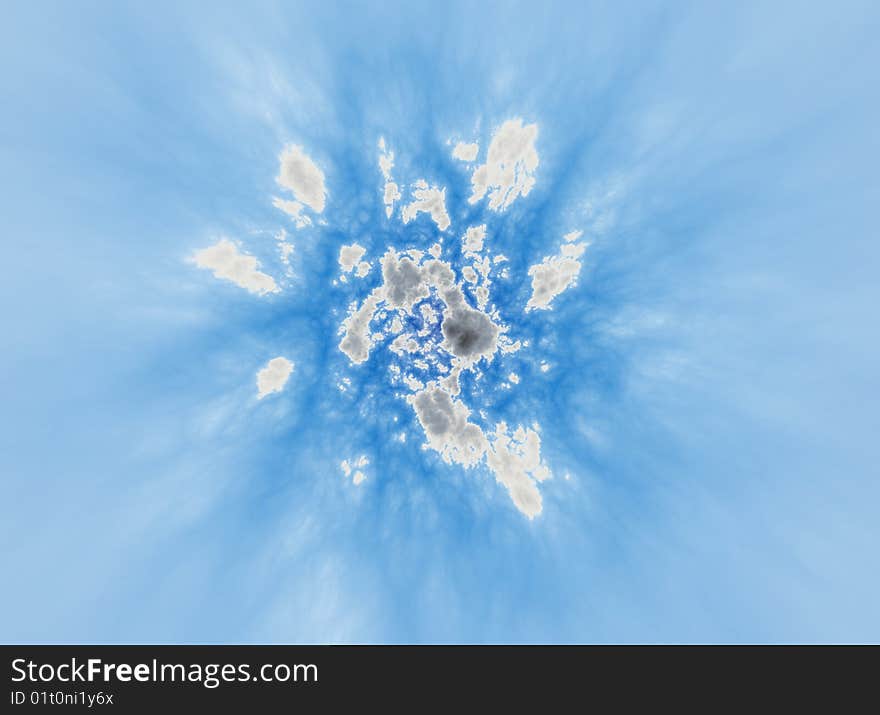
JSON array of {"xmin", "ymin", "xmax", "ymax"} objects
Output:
[{"xmin": 441, "ymin": 307, "xmax": 499, "ymax": 362}]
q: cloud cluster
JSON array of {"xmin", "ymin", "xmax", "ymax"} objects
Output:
[
  {"xmin": 469, "ymin": 119, "xmax": 539, "ymax": 211},
  {"xmin": 256, "ymin": 356, "xmax": 294, "ymax": 399},
  {"xmin": 275, "ymin": 229, "xmax": 295, "ymax": 275},
  {"xmin": 190, "ymin": 239, "xmax": 279, "ymax": 296},
  {"xmin": 186, "ymin": 116, "xmax": 566, "ymax": 518},
  {"xmin": 341, "ymin": 455, "xmax": 369, "ymax": 485},
  {"xmin": 337, "ymin": 225, "xmax": 549, "ymax": 516},
  {"xmin": 409, "ymin": 389, "xmax": 551, "ymax": 518}
]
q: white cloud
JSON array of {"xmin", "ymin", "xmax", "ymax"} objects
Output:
[
  {"xmin": 402, "ymin": 180, "xmax": 451, "ymax": 231},
  {"xmin": 525, "ymin": 233, "xmax": 589, "ymax": 311},
  {"xmin": 276, "ymin": 144, "xmax": 327, "ymax": 213},
  {"xmin": 339, "ymin": 243, "xmax": 367, "ymax": 273},
  {"xmin": 462, "ymin": 224, "xmax": 486, "ymax": 255},
  {"xmin": 408, "ymin": 387, "xmax": 551, "ymax": 518},
  {"xmin": 383, "ymin": 182, "xmax": 401, "ymax": 217},
  {"xmin": 190, "ymin": 239, "xmax": 279, "ymax": 296},
  {"xmin": 256, "ymin": 356, "xmax": 294, "ymax": 399},
  {"xmin": 341, "ymin": 455, "xmax": 369, "ymax": 485},
  {"xmin": 338, "ymin": 287, "xmax": 384, "ymax": 364},
  {"xmin": 378, "ymin": 139, "xmax": 401, "ymax": 218},
  {"xmin": 272, "ymin": 197, "xmax": 312, "ymax": 228},
  {"xmin": 279, "ymin": 241, "xmax": 295, "ymax": 263},
  {"xmin": 485, "ymin": 422, "xmax": 551, "ymax": 519},
  {"xmin": 469, "ymin": 119, "xmax": 539, "ymax": 211},
  {"xmin": 561, "ymin": 242, "xmax": 587, "ymax": 258},
  {"xmin": 275, "ymin": 229, "xmax": 295, "ymax": 273},
  {"xmin": 452, "ymin": 141, "xmax": 479, "ymax": 162}
]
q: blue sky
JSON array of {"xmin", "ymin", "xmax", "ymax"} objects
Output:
[{"xmin": 1, "ymin": 0, "xmax": 878, "ymax": 643}]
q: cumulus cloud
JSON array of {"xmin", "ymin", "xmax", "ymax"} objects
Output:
[
  {"xmin": 378, "ymin": 138, "xmax": 400, "ymax": 218},
  {"xmin": 383, "ymin": 182, "xmax": 401, "ymax": 217},
  {"xmin": 341, "ymin": 455, "xmax": 369, "ymax": 485},
  {"xmin": 462, "ymin": 224, "xmax": 486, "ymax": 255},
  {"xmin": 525, "ymin": 233, "xmax": 589, "ymax": 311},
  {"xmin": 275, "ymin": 229, "xmax": 295, "ymax": 274},
  {"xmin": 485, "ymin": 422, "xmax": 551, "ymax": 519},
  {"xmin": 409, "ymin": 388, "xmax": 552, "ymax": 517},
  {"xmin": 452, "ymin": 141, "xmax": 479, "ymax": 162},
  {"xmin": 276, "ymin": 144, "xmax": 327, "ymax": 213},
  {"xmin": 256, "ymin": 356, "xmax": 294, "ymax": 399},
  {"xmin": 402, "ymin": 180, "xmax": 451, "ymax": 231},
  {"xmin": 339, "ymin": 243, "xmax": 367, "ymax": 273},
  {"xmin": 338, "ymin": 287, "xmax": 384, "ymax": 364},
  {"xmin": 469, "ymin": 119, "xmax": 539, "ymax": 211},
  {"xmin": 190, "ymin": 239, "xmax": 279, "ymax": 296},
  {"xmin": 272, "ymin": 197, "xmax": 312, "ymax": 228},
  {"xmin": 561, "ymin": 242, "xmax": 586, "ymax": 258}
]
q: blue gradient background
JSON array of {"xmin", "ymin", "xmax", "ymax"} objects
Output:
[{"xmin": 1, "ymin": 0, "xmax": 878, "ymax": 643}]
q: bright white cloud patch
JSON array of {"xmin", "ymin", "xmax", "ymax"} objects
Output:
[
  {"xmin": 190, "ymin": 239, "xmax": 279, "ymax": 296},
  {"xmin": 276, "ymin": 144, "xmax": 327, "ymax": 214},
  {"xmin": 462, "ymin": 225, "xmax": 486, "ymax": 255},
  {"xmin": 256, "ymin": 357, "xmax": 294, "ymax": 399},
  {"xmin": 485, "ymin": 422, "xmax": 550, "ymax": 519},
  {"xmin": 378, "ymin": 138, "xmax": 401, "ymax": 218},
  {"xmin": 469, "ymin": 119, "xmax": 539, "ymax": 211},
  {"xmin": 341, "ymin": 455, "xmax": 369, "ymax": 485},
  {"xmin": 275, "ymin": 229, "xmax": 295, "ymax": 275},
  {"xmin": 339, "ymin": 243, "xmax": 367, "ymax": 273},
  {"xmin": 525, "ymin": 232, "xmax": 589, "ymax": 311},
  {"xmin": 452, "ymin": 141, "xmax": 479, "ymax": 162},
  {"xmin": 402, "ymin": 180, "xmax": 451, "ymax": 231},
  {"xmin": 272, "ymin": 198, "xmax": 312, "ymax": 228}
]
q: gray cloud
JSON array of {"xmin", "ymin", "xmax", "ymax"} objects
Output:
[
  {"xmin": 441, "ymin": 306, "xmax": 499, "ymax": 363},
  {"xmin": 381, "ymin": 250, "xmax": 429, "ymax": 310}
]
